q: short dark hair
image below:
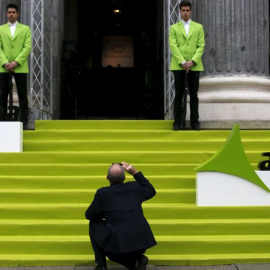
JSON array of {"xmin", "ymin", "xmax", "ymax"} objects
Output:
[
  {"xmin": 179, "ymin": 0, "xmax": 192, "ymax": 10},
  {"xmin": 7, "ymin": 3, "xmax": 19, "ymax": 12}
]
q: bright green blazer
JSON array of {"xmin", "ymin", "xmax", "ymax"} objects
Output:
[
  {"xmin": 169, "ymin": 20, "xmax": 205, "ymax": 71},
  {"xmin": 0, "ymin": 22, "xmax": 32, "ymax": 73}
]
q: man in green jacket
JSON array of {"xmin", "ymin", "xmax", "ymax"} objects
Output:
[
  {"xmin": 169, "ymin": 0, "xmax": 205, "ymax": 131},
  {"xmin": 0, "ymin": 3, "xmax": 32, "ymax": 129}
]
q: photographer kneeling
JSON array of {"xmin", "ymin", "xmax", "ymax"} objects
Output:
[{"xmin": 85, "ymin": 162, "xmax": 157, "ymax": 270}]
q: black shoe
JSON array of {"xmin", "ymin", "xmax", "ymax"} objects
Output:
[
  {"xmin": 94, "ymin": 266, "xmax": 107, "ymax": 270},
  {"xmin": 191, "ymin": 123, "xmax": 201, "ymax": 131},
  {"xmin": 23, "ymin": 122, "xmax": 28, "ymax": 130},
  {"xmin": 135, "ymin": 255, "xmax": 148, "ymax": 270},
  {"xmin": 173, "ymin": 123, "xmax": 182, "ymax": 131}
]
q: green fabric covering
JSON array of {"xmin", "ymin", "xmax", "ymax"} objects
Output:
[
  {"xmin": 0, "ymin": 120, "xmax": 270, "ymax": 266},
  {"xmin": 195, "ymin": 124, "xmax": 270, "ymax": 191}
]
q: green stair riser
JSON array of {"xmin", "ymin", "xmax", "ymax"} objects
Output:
[
  {"xmin": 23, "ymin": 141, "xmax": 270, "ymax": 153},
  {"xmin": 23, "ymin": 130, "xmax": 232, "ymax": 141},
  {"xmin": 23, "ymin": 141, "xmax": 226, "ymax": 152},
  {"xmin": 0, "ymin": 152, "xmax": 263, "ymax": 167},
  {"xmin": 0, "ymin": 189, "xmax": 195, "ymax": 204},
  {"xmin": 34, "ymin": 120, "xmax": 174, "ymax": 130},
  {"xmin": 2, "ymin": 220, "xmax": 270, "ymax": 236},
  {"xmin": 23, "ymin": 130, "xmax": 270, "ymax": 142},
  {"xmin": 1, "ymin": 205, "xmax": 270, "ymax": 219},
  {"xmin": 0, "ymin": 152, "xmax": 213, "ymax": 164},
  {"xmin": 1, "ymin": 237, "xmax": 270, "ymax": 255},
  {"xmin": 0, "ymin": 164, "xmax": 198, "ymax": 176},
  {"xmin": 0, "ymin": 176, "xmax": 195, "ymax": 190}
]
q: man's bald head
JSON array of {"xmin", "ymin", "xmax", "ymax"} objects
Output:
[{"xmin": 107, "ymin": 163, "xmax": 125, "ymax": 183}]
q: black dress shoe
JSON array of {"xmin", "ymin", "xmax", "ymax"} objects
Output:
[
  {"xmin": 173, "ymin": 123, "xmax": 182, "ymax": 131},
  {"xmin": 94, "ymin": 266, "xmax": 107, "ymax": 270},
  {"xmin": 135, "ymin": 255, "xmax": 148, "ymax": 270},
  {"xmin": 191, "ymin": 123, "xmax": 201, "ymax": 131},
  {"xmin": 23, "ymin": 121, "xmax": 29, "ymax": 130}
]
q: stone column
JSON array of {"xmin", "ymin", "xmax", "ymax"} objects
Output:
[{"xmin": 193, "ymin": 0, "xmax": 270, "ymax": 128}]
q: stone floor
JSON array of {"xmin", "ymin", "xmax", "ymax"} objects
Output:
[{"xmin": 1, "ymin": 264, "xmax": 270, "ymax": 270}]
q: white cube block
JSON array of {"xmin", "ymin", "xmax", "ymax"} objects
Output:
[{"xmin": 0, "ymin": 122, "xmax": 23, "ymax": 152}]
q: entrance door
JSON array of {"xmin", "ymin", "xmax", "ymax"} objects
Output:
[{"xmin": 62, "ymin": 0, "xmax": 164, "ymax": 120}]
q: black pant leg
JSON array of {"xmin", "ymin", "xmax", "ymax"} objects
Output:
[
  {"xmin": 173, "ymin": 70, "xmax": 186, "ymax": 124},
  {"xmin": 187, "ymin": 71, "xmax": 200, "ymax": 125},
  {"xmin": 0, "ymin": 73, "xmax": 10, "ymax": 119},
  {"xmin": 89, "ymin": 220, "xmax": 107, "ymax": 267},
  {"xmin": 89, "ymin": 220, "xmax": 145, "ymax": 269},
  {"xmin": 13, "ymin": 73, "xmax": 28, "ymax": 124}
]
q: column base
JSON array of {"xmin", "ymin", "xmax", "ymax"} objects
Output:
[{"xmin": 195, "ymin": 75, "xmax": 270, "ymax": 128}]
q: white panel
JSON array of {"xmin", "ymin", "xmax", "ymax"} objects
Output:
[
  {"xmin": 197, "ymin": 171, "xmax": 270, "ymax": 206},
  {"xmin": 0, "ymin": 122, "xmax": 23, "ymax": 152}
]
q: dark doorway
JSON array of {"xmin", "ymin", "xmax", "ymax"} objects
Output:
[{"xmin": 61, "ymin": 0, "xmax": 163, "ymax": 119}]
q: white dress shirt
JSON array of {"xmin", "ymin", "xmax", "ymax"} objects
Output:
[
  {"xmin": 181, "ymin": 19, "xmax": 191, "ymax": 36},
  {"xmin": 9, "ymin": 21, "xmax": 17, "ymax": 37}
]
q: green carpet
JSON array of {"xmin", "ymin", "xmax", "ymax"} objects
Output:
[{"xmin": 1, "ymin": 120, "xmax": 270, "ymax": 266}]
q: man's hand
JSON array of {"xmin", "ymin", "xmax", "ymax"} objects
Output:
[
  {"xmin": 121, "ymin": 162, "xmax": 137, "ymax": 176},
  {"xmin": 5, "ymin": 61, "xmax": 18, "ymax": 72},
  {"xmin": 4, "ymin": 63, "xmax": 11, "ymax": 71},
  {"xmin": 182, "ymin": 60, "xmax": 194, "ymax": 70}
]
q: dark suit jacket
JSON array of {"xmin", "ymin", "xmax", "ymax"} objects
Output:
[{"xmin": 85, "ymin": 172, "xmax": 157, "ymax": 254}]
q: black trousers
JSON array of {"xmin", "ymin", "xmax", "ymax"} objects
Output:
[
  {"xmin": 0, "ymin": 73, "xmax": 28, "ymax": 123},
  {"xmin": 89, "ymin": 220, "xmax": 146, "ymax": 269},
  {"xmin": 173, "ymin": 70, "xmax": 200, "ymax": 126}
]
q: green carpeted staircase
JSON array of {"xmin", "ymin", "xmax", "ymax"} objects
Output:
[{"xmin": 1, "ymin": 120, "xmax": 270, "ymax": 266}]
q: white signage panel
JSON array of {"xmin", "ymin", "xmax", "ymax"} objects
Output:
[
  {"xmin": 197, "ymin": 171, "xmax": 270, "ymax": 206},
  {"xmin": 0, "ymin": 122, "xmax": 23, "ymax": 152}
]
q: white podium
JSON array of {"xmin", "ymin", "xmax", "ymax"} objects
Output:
[{"xmin": 0, "ymin": 122, "xmax": 23, "ymax": 152}]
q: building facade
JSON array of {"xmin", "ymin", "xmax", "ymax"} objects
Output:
[{"xmin": 0, "ymin": 0, "xmax": 269, "ymax": 127}]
